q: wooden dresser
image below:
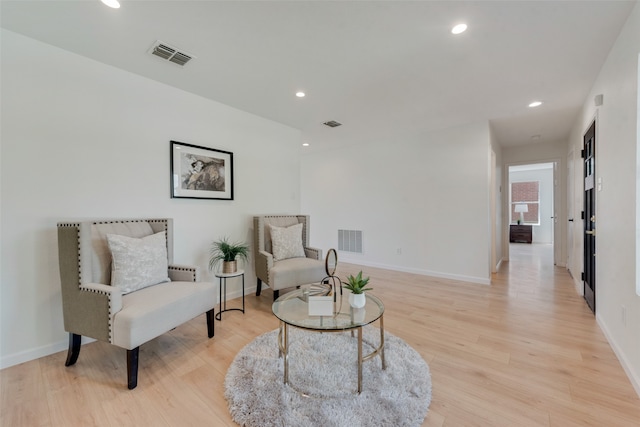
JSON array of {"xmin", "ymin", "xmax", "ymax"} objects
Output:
[{"xmin": 510, "ymin": 225, "xmax": 532, "ymax": 243}]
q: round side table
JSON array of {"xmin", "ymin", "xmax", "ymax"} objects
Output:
[{"xmin": 215, "ymin": 269, "xmax": 245, "ymax": 321}]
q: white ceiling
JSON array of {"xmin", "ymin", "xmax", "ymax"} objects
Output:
[{"xmin": 1, "ymin": 0, "xmax": 635, "ymax": 151}]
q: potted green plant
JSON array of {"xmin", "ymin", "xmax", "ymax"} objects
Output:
[
  {"xmin": 209, "ymin": 237, "xmax": 250, "ymax": 274},
  {"xmin": 342, "ymin": 271, "xmax": 373, "ymax": 308}
]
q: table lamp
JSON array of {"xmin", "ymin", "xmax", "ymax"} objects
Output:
[{"xmin": 514, "ymin": 204, "xmax": 528, "ymax": 224}]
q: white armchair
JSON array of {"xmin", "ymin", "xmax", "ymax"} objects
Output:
[
  {"xmin": 253, "ymin": 215, "xmax": 326, "ymax": 300},
  {"xmin": 57, "ymin": 218, "xmax": 216, "ymax": 389}
]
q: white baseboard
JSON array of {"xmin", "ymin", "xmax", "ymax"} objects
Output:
[
  {"xmin": 0, "ymin": 336, "xmax": 95, "ymax": 370},
  {"xmin": 0, "ymin": 290, "xmax": 255, "ymax": 371},
  {"xmin": 567, "ymin": 268, "xmax": 583, "ymax": 295},
  {"xmin": 222, "ymin": 288, "xmax": 250, "ymax": 302},
  {"xmin": 596, "ymin": 313, "xmax": 640, "ymax": 399},
  {"xmin": 338, "ymin": 257, "xmax": 491, "ymax": 285}
]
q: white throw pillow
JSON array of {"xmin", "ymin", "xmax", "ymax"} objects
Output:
[
  {"xmin": 106, "ymin": 231, "xmax": 170, "ymax": 294},
  {"xmin": 270, "ymin": 223, "xmax": 306, "ymax": 261}
]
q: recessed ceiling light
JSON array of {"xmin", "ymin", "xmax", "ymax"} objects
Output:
[
  {"xmin": 529, "ymin": 101, "xmax": 543, "ymax": 108},
  {"xmin": 101, "ymin": 0, "xmax": 120, "ymax": 8},
  {"xmin": 296, "ymin": 92, "xmax": 305, "ymax": 98},
  {"xmin": 302, "ymin": 143, "xmax": 310, "ymax": 147},
  {"xmin": 451, "ymin": 23, "xmax": 467, "ymax": 35}
]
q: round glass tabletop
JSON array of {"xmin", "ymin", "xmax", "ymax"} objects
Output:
[{"xmin": 272, "ymin": 288, "xmax": 384, "ymax": 331}]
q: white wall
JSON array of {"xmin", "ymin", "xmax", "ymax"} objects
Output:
[
  {"xmin": 0, "ymin": 30, "xmax": 302, "ymax": 368},
  {"xmin": 509, "ymin": 167, "xmax": 554, "ymax": 244},
  {"xmin": 567, "ymin": 1, "xmax": 640, "ymax": 395},
  {"xmin": 301, "ymin": 121, "xmax": 492, "ymax": 284}
]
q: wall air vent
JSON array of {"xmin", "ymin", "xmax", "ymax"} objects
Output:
[
  {"xmin": 148, "ymin": 40, "xmax": 194, "ymax": 66},
  {"xmin": 323, "ymin": 120, "xmax": 342, "ymax": 128},
  {"xmin": 338, "ymin": 229, "xmax": 363, "ymax": 254}
]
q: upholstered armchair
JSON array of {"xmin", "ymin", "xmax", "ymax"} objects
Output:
[
  {"xmin": 57, "ymin": 218, "xmax": 216, "ymax": 389},
  {"xmin": 253, "ymin": 215, "xmax": 326, "ymax": 300}
]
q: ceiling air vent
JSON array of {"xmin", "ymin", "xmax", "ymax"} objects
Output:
[
  {"xmin": 323, "ymin": 120, "xmax": 342, "ymax": 128},
  {"xmin": 148, "ymin": 40, "xmax": 194, "ymax": 67}
]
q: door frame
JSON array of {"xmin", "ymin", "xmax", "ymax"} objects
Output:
[
  {"xmin": 566, "ymin": 113, "xmax": 599, "ymax": 296},
  {"xmin": 503, "ymin": 159, "xmax": 562, "ymax": 265},
  {"xmin": 567, "ymin": 148, "xmax": 575, "ymax": 274},
  {"xmin": 583, "ymin": 119, "xmax": 597, "ymax": 313}
]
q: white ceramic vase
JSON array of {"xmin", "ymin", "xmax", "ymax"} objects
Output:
[{"xmin": 349, "ymin": 293, "xmax": 366, "ymax": 308}]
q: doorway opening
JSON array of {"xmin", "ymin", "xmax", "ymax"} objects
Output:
[{"xmin": 507, "ymin": 162, "xmax": 558, "ymax": 265}]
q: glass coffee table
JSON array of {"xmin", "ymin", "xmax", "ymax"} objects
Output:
[{"xmin": 272, "ymin": 288, "xmax": 386, "ymax": 394}]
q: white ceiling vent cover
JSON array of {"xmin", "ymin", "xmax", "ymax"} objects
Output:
[{"xmin": 148, "ymin": 41, "xmax": 194, "ymax": 66}]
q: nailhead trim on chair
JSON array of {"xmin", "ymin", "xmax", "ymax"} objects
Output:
[
  {"xmin": 168, "ymin": 266, "xmax": 197, "ymax": 282},
  {"xmin": 59, "ymin": 222, "xmax": 113, "ymax": 340},
  {"xmin": 58, "ymin": 219, "xmax": 170, "ymax": 343},
  {"xmin": 262, "ymin": 215, "xmax": 309, "ymax": 248},
  {"xmin": 305, "ymin": 247, "xmax": 320, "ymax": 258},
  {"xmin": 58, "ymin": 222, "xmax": 118, "ymax": 341},
  {"xmin": 91, "ymin": 219, "xmax": 170, "ymax": 252},
  {"xmin": 256, "ymin": 215, "xmax": 318, "ymax": 292},
  {"xmin": 80, "ymin": 286, "xmax": 116, "ymax": 341},
  {"xmin": 88, "ymin": 219, "xmax": 170, "ymax": 341},
  {"xmin": 57, "ymin": 222, "xmax": 83, "ymax": 285}
]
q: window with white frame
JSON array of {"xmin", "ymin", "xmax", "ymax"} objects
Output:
[{"xmin": 511, "ymin": 181, "xmax": 540, "ymax": 224}]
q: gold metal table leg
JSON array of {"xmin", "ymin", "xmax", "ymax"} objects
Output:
[
  {"xmin": 283, "ymin": 322, "xmax": 289, "ymax": 385},
  {"xmin": 278, "ymin": 310, "xmax": 385, "ymax": 395},
  {"xmin": 380, "ymin": 314, "xmax": 386, "ymax": 370},
  {"xmin": 277, "ymin": 322, "xmax": 283, "ymax": 358},
  {"xmin": 357, "ymin": 326, "xmax": 363, "ymax": 394}
]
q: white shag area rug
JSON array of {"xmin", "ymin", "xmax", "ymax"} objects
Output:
[{"xmin": 224, "ymin": 327, "xmax": 431, "ymax": 427}]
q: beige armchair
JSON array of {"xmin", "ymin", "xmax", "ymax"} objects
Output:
[
  {"xmin": 57, "ymin": 218, "xmax": 216, "ymax": 389},
  {"xmin": 253, "ymin": 215, "xmax": 326, "ymax": 300}
]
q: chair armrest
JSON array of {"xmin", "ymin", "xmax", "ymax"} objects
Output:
[
  {"xmin": 305, "ymin": 246, "xmax": 322, "ymax": 260},
  {"xmin": 255, "ymin": 250, "xmax": 273, "ymax": 282},
  {"xmin": 76, "ymin": 283, "xmax": 123, "ymax": 342},
  {"xmin": 80, "ymin": 283, "xmax": 123, "ymax": 314},
  {"xmin": 168, "ymin": 265, "xmax": 200, "ymax": 282}
]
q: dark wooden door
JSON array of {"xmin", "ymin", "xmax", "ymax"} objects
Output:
[{"xmin": 583, "ymin": 121, "xmax": 596, "ymax": 313}]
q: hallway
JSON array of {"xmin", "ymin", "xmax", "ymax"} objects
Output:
[{"xmin": 507, "ymin": 242, "xmax": 558, "ymax": 291}]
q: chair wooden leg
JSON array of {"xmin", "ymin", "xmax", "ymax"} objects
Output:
[
  {"xmin": 273, "ymin": 290, "xmax": 280, "ymax": 301},
  {"xmin": 206, "ymin": 309, "xmax": 215, "ymax": 338},
  {"xmin": 127, "ymin": 347, "xmax": 139, "ymax": 390},
  {"xmin": 65, "ymin": 333, "xmax": 81, "ymax": 367},
  {"xmin": 256, "ymin": 278, "xmax": 262, "ymax": 296}
]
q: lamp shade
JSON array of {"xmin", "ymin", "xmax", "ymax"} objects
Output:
[{"xmin": 514, "ymin": 204, "xmax": 529, "ymax": 213}]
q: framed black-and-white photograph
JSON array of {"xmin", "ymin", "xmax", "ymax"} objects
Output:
[{"xmin": 170, "ymin": 140, "xmax": 234, "ymax": 200}]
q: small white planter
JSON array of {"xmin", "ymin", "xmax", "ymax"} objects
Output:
[{"xmin": 349, "ymin": 293, "xmax": 366, "ymax": 308}]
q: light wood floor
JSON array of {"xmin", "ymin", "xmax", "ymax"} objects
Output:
[{"xmin": 2, "ymin": 244, "xmax": 640, "ymax": 426}]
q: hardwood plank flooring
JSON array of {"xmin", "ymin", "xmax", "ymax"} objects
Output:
[{"xmin": 2, "ymin": 243, "xmax": 639, "ymax": 426}]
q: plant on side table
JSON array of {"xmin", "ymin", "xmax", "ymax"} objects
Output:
[
  {"xmin": 342, "ymin": 271, "xmax": 373, "ymax": 308},
  {"xmin": 209, "ymin": 237, "xmax": 250, "ymax": 274}
]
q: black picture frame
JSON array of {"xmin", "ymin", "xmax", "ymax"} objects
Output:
[{"xmin": 170, "ymin": 140, "xmax": 234, "ymax": 200}]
